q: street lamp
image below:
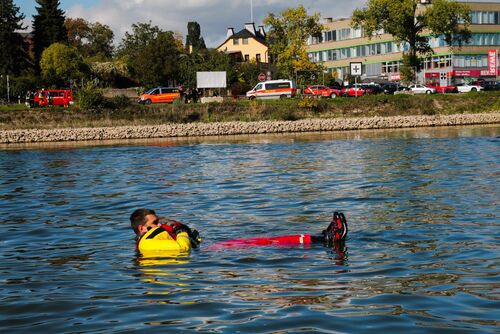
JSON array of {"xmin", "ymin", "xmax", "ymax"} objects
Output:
[{"xmin": 1, "ymin": 75, "xmax": 9, "ymax": 103}]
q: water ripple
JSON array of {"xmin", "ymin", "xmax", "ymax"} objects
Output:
[{"xmin": 0, "ymin": 126, "xmax": 498, "ymax": 333}]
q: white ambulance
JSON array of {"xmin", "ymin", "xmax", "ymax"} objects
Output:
[{"xmin": 246, "ymin": 80, "xmax": 297, "ymax": 100}]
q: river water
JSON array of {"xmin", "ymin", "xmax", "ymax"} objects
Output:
[{"xmin": 0, "ymin": 125, "xmax": 498, "ymax": 333}]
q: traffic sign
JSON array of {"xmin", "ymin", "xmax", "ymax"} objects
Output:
[
  {"xmin": 258, "ymin": 72, "xmax": 266, "ymax": 82},
  {"xmin": 350, "ymin": 62, "xmax": 362, "ymax": 76}
]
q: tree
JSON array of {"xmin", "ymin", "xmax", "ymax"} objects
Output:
[
  {"xmin": 0, "ymin": 0, "xmax": 30, "ymax": 75},
  {"xmin": 178, "ymin": 49, "xmax": 235, "ymax": 88},
  {"xmin": 264, "ymin": 5, "xmax": 323, "ymax": 79},
  {"xmin": 138, "ymin": 31, "xmax": 181, "ymax": 86},
  {"xmin": 66, "ymin": 18, "xmax": 114, "ymax": 60},
  {"xmin": 185, "ymin": 21, "xmax": 206, "ymax": 51},
  {"xmin": 352, "ymin": 0, "xmax": 471, "ymax": 82},
  {"xmin": 65, "ymin": 17, "xmax": 90, "ymax": 50},
  {"xmin": 118, "ymin": 23, "xmax": 181, "ymax": 86},
  {"xmin": 40, "ymin": 42, "xmax": 86, "ymax": 86},
  {"xmin": 32, "ymin": 0, "xmax": 68, "ymax": 71},
  {"xmin": 86, "ymin": 22, "xmax": 114, "ymax": 60},
  {"xmin": 116, "ymin": 21, "xmax": 161, "ymax": 58}
]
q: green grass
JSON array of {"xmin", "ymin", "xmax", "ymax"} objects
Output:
[{"xmin": 0, "ymin": 91, "xmax": 499, "ymax": 130}]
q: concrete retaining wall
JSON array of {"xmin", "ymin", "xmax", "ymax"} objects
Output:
[{"xmin": 1, "ymin": 113, "xmax": 499, "ymax": 144}]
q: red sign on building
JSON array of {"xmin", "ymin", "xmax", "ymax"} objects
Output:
[{"xmin": 488, "ymin": 50, "xmax": 498, "ymax": 75}]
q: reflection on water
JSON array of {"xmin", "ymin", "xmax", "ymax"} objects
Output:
[{"xmin": 0, "ymin": 125, "xmax": 498, "ymax": 333}]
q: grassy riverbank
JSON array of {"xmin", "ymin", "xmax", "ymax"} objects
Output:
[{"xmin": 1, "ymin": 91, "xmax": 499, "ymax": 130}]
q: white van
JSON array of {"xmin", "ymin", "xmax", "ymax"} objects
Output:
[{"xmin": 246, "ymin": 80, "xmax": 297, "ymax": 100}]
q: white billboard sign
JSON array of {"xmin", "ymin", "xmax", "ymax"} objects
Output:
[{"xmin": 196, "ymin": 71, "xmax": 227, "ymax": 89}]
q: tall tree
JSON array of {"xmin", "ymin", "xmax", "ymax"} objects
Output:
[
  {"xmin": 185, "ymin": 21, "xmax": 206, "ymax": 51},
  {"xmin": 352, "ymin": 0, "xmax": 471, "ymax": 81},
  {"xmin": 116, "ymin": 21, "xmax": 161, "ymax": 58},
  {"xmin": 0, "ymin": 0, "xmax": 29, "ymax": 75},
  {"xmin": 264, "ymin": 5, "xmax": 324, "ymax": 79},
  {"xmin": 32, "ymin": 0, "xmax": 68, "ymax": 71},
  {"xmin": 118, "ymin": 22, "xmax": 180, "ymax": 86}
]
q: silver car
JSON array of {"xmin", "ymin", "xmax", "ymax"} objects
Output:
[{"xmin": 408, "ymin": 84, "xmax": 436, "ymax": 94}]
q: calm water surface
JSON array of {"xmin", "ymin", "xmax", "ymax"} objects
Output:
[{"xmin": 0, "ymin": 126, "xmax": 499, "ymax": 333}]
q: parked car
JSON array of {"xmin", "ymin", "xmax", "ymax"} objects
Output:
[
  {"xmin": 27, "ymin": 89, "xmax": 74, "ymax": 108},
  {"xmin": 360, "ymin": 83, "xmax": 383, "ymax": 95},
  {"xmin": 380, "ymin": 83, "xmax": 400, "ymax": 95},
  {"xmin": 138, "ymin": 86, "xmax": 181, "ymax": 104},
  {"xmin": 393, "ymin": 86, "xmax": 412, "ymax": 95},
  {"xmin": 454, "ymin": 83, "xmax": 483, "ymax": 93},
  {"xmin": 408, "ymin": 84, "xmax": 436, "ymax": 94},
  {"xmin": 425, "ymin": 84, "xmax": 458, "ymax": 94},
  {"xmin": 341, "ymin": 85, "xmax": 365, "ymax": 97},
  {"xmin": 303, "ymin": 85, "xmax": 341, "ymax": 98},
  {"xmin": 479, "ymin": 81, "xmax": 500, "ymax": 91}
]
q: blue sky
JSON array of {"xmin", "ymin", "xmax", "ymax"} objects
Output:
[{"xmin": 15, "ymin": 0, "xmax": 500, "ymax": 47}]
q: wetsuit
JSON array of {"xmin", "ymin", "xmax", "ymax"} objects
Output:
[{"xmin": 208, "ymin": 234, "xmax": 324, "ymax": 250}]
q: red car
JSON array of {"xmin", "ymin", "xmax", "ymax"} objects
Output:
[
  {"xmin": 425, "ymin": 84, "xmax": 458, "ymax": 94},
  {"xmin": 341, "ymin": 85, "xmax": 365, "ymax": 97},
  {"xmin": 304, "ymin": 85, "xmax": 341, "ymax": 98}
]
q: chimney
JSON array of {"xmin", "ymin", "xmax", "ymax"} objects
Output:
[
  {"xmin": 258, "ymin": 25, "xmax": 266, "ymax": 37},
  {"xmin": 226, "ymin": 28, "xmax": 234, "ymax": 38},
  {"xmin": 244, "ymin": 23, "xmax": 256, "ymax": 36}
]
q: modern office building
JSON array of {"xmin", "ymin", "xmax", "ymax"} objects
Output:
[
  {"xmin": 218, "ymin": 23, "xmax": 269, "ymax": 63},
  {"xmin": 306, "ymin": 1, "xmax": 500, "ymax": 85}
]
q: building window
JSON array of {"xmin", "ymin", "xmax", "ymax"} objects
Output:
[
  {"xmin": 233, "ymin": 38, "xmax": 239, "ymax": 45},
  {"xmin": 242, "ymin": 38, "xmax": 248, "ymax": 45},
  {"xmin": 256, "ymin": 54, "xmax": 261, "ymax": 62},
  {"xmin": 471, "ymin": 10, "xmax": 500, "ymax": 24},
  {"xmin": 244, "ymin": 54, "xmax": 250, "ymax": 61}
]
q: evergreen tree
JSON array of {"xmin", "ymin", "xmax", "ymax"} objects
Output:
[
  {"xmin": 185, "ymin": 21, "xmax": 206, "ymax": 51},
  {"xmin": 32, "ymin": 0, "xmax": 67, "ymax": 71},
  {"xmin": 0, "ymin": 0, "xmax": 29, "ymax": 75}
]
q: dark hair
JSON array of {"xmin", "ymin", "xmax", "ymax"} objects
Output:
[{"xmin": 130, "ymin": 208, "xmax": 156, "ymax": 234}]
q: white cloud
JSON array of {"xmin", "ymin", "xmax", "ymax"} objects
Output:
[{"xmin": 64, "ymin": 0, "xmax": 367, "ymax": 47}]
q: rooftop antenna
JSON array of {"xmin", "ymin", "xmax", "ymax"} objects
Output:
[{"xmin": 251, "ymin": 0, "xmax": 253, "ymax": 23}]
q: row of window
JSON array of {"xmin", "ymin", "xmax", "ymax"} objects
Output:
[
  {"xmin": 310, "ymin": 27, "xmax": 371, "ymax": 44},
  {"xmin": 345, "ymin": 54, "xmax": 496, "ymax": 76},
  {"xmin": 471, "ymin": 11, "xmax": 500, "ymax": 25},
  {"xmin": 308, "ymin": 10, "xmax": 499, "ymax": 45},
  {"xmin": 308, "ymin": 33, "xmax": 500, "ymax": 62},
  {"xmin": 233, "ymin": 38, "xmax": 249, "ymax": 45}
]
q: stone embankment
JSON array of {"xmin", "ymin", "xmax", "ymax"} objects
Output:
[{"xmin": 1, "ymin": 113, "xmax": 499, "ymax": 144}]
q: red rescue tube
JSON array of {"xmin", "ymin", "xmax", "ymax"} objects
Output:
[{"xmin": 208, "ymin": 234, "xmax": 312, "ymax": 250}]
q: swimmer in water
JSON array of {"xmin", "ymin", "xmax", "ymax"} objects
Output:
[{"xmin": 130, "ymin": 209, "xmax": 347, "ymax": 251}]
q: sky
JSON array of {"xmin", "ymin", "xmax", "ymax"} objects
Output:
[{"xmin": 16, "ymin": 0, "xmax": 499, "ymax": 47}]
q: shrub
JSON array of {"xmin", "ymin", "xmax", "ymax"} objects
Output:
[
  {"xmin": 77, "ymin": 82, "xmax": 106, "ymax": 112},
  {"xmin": 108, "ymin": 95, "xmax": 132, "ymax": 109}
]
